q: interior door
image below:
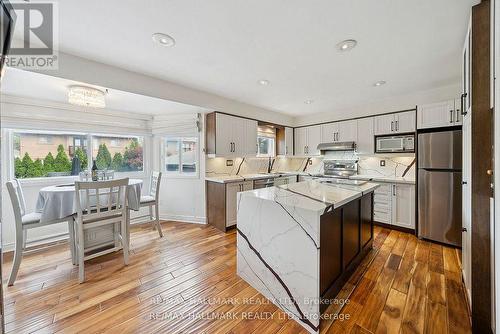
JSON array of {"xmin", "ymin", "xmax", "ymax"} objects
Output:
[{"xmin": 462, "ymin": 112, "xmax": 472, "ymax": 303}]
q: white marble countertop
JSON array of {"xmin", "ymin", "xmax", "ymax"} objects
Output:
[
  {"xmin": 205, "ymin": 172, "xmax": 414, "ymax": 185},
  {"xmin": 242, "ymin": 180, "xmax": 379, "ymax": 212},
  {"xmin": 350, "ymin": 174, "xmax": 415, "ymax": 184},
  {"xmin": 205, "ymin": 172, "xmax": 301, "ymax": 183}
]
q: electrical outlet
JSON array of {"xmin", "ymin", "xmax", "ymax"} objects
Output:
[
  {"xmin": 308, "ymin": 160, "xmax": 312, "ymax": 165},
  {"xmin": 380, "ymin": 160, "xmax": 386, "ymax": 167},
  {"xmin": 226, "ymin": 160, "xmax": 234, "ymax": 166}
]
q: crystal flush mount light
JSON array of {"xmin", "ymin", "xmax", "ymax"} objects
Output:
[{"xmin": 68, "ymin": 85, "xmax": 106, "ymax": 108}]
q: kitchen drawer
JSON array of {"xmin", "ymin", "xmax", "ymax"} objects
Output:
[
  {"xmin": 374, "ymin": 202, "xmax": 390, "ymax": 213},
  {"xmin": 375, "ymin": 184, "xmax": 392, "ymax": 195},
  {"xmin": 374, "ymin": 210, "xmax": 391, "ymax": 224}
]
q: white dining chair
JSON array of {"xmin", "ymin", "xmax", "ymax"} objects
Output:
[
  {"xmin": 130, "ymin": 172, "xmax": 163, "ymax": 238},
  {"xmin": 74, "ymin": 178, "xmax": 129, "ymax": 283},
  {"xmin": 6, "ymin": 179, "xmax": 76, "ymax": 286}
]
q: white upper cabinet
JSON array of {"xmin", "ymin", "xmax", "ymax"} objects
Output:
[
  {"xmin": 243, "ymin": 118, "xmax": 258, "ymax": 155},
  {"xmin": 417, "ymin": 100, "xmax": 462, "ymax": 129},
  {"xmin": 396, "ymin": 111, "xmax": 416, "ymax": 133},
  {"xmin": 321, "ymin": 122, "xmax": 338, "ymax": 143},
  {"xmin": 294, "ymin": 125, "xmax": 321, "ymax": 156},
  {"xmin": 338, "ymin": 120, "xmax": 358, "ymax": 142},
  {"xmin": 307, "ymin": 125, "xmax": 322, "ymax": 156},
  {"xmin": 285, "ymin": 127, "xmax": 294, "ymax": 156},
  {"xmin": 294, "ymin": 127, "xmax": 307, "ymax": 156},
  {"xmin": 214, "ymin": 113, "xmax": 257, "ymax": 156},
  {"xmin": 356, "ymin": 117, "xmax": 374, "ymax": 154},
  {"xmin": 215, "ymin": 113, "xmax": 235, "ymax": 156},
  {"xmin": 374, "ymin": 111, "xmax": 415, "ymax": 135},
  {"xmin": 374, "ymin": 114, "xmax": 396, "ymax": 135},
  {"xmin": 321, "ymin": 120, "xmax": 357, "ymax": 143}
]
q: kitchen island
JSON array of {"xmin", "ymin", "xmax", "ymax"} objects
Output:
[{"xmin": 236, "ymin": 180, "xmax": 378, "ymax": 333}]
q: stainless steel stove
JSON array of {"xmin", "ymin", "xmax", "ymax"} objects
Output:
[
  {"xmin": 319, "ymin": 160, "xmax": 367, "ymax": 186},
  {"xmin": 323, "ymin": 160, "xmax": 358, "ymax": 178}
]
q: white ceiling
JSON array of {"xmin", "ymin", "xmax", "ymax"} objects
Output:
[
  {"xmin": 13, "ymin": 0, "xmax": 477, "ymax": 117},
  {"xmin": 1, "ymin": 68, "xmax": 210, "ymax": 116}
]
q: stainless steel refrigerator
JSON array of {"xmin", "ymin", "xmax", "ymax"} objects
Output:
[{"xmin": 418, "ymin": 130, "xmax": 462, "ymax": 247}]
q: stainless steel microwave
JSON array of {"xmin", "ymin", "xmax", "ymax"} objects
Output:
[{"xmin": 375, "ymin": 134, "xmax": 415, "ymax": 153}]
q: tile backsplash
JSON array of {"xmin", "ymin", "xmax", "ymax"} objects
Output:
[{"xmin": 205, "ymin": 154, "xmax": 415, "ymax": 179}]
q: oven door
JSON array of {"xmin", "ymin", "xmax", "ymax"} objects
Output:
[{"xmin": 376, "ymin": 137, "xmax": 404, "ymax": 153}]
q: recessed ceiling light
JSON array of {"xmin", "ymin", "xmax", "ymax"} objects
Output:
[
  {"xmin": 152, "ymin": 33, "xmax": 176, "ymax": 47},
  {"xmin": 258, "ymin": 79, "xmax": 270, "ymax": 86},
  {"xmin": 337, "ymin": 39, "xmax": 357, "ymax": 52},
  {"xmin": 304, "ymin": 100, "xmax": 314, "ymax": 104},
  {"xmin": 374, "ymin": 80, "xmax": 387, "ymax": 87}
]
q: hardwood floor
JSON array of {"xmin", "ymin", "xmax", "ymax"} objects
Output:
[{"xmin": 2, "ymin": 222, "xmax": 471, "ymax": 333}]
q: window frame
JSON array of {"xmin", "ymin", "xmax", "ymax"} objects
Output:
[
  {"xmin": 256, "ymin": 136, "xmax": 276, "ymax": 157},
  {"xmin": 6, "ymin": 129, "xmax": 147, "ymax": 183},
  {"xmin": 162, "ymin": 135, "xmax": 200, "ymax": 179}
]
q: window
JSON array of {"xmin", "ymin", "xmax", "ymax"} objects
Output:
[
  {"xmin": 11, "ymin": 131, "xmax": 145, "ymax": 179},
  {"xmin": 257, "ymin": 137, "xmax": 275, "ymax": 157},
  {"xmin": 92, "ymin": 135, "xmax": 144, "ymax": 172},
  {"xmin": 12, "ymin": 131, "xmax": 88, "ymax": 178},
  {"xmin": 165, "ymin": 137, "xmax": 198, "ymax": 175}
]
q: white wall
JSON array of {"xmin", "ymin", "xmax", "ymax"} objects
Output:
[
  {"xmin": 0, "ymin": 95, "xmax": 152, "ymax": 251},
  {"xmin": 293, "ymin": 83, "xmax": 461, "ymax": 126}
]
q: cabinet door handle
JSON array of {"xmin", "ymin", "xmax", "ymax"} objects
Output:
[
  {"xmin": 391, "ymin": 121, "xmax": 394, "ymax": 132},
  {"xmin": 461, "ymin": 93, "xmax": 467, "ymax": 116},
  {"xmin": 449, "ymin": 110, "xmax": 453, "ymax": 123},
  {"xmin": 456, "ymin": 109, "xmax": 460, "ymax": 122},
  {"xmin": 462, "ymin": 227, "xmax": 467, "ymax": 232},
  {"xmin": 392, "ymin": 184, "xmax": 396, "ymax": 196}
]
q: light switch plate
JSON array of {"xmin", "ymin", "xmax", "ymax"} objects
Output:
[{"xmin": 226, "ymin": 160, "xmax": 234, "ymax": 166}]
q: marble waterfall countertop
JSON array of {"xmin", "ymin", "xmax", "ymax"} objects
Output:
[{"xmin": 236, "ymin": 180, "xmax": 378, "ymax": 333}]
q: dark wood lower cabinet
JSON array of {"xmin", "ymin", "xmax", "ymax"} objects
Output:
[
  {"xmin": 319, "ymin": 192, "xmax": 374, "ymax": 313},
  {"xmin": 361, "ymin": 193, "xmax": 374, "ymax": 248},
  {"xmin": 342, "ymin": 200, "xmax": 360, "ymax": 269},
  {"xmin": 319, "ymin": 209, "xmax": 342, "ymax": 296}
]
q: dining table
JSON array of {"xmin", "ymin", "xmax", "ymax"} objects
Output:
[
  {"xmin": 35, "ymin": 178, "xmax": 144, "ymax": 251},
  {"xmin": 35, "ymin": 178, "xmax": 143, "ymax": 223}
]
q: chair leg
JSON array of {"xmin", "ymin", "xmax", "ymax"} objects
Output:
[
  {"xmin": 155, "ymin": 204, "xmax": 163, "ymax": 238},
  {"xmin": 126, "ymin": 209, "xmax": 131, "ymax": 248},
  {"xmin": 121, "ymin": 218, "xmax": 129, "ymax": 265},
  {"xmin": 77, "ymin": 223, "xmax": 85, "ymax": 283},
  {"xmin": 8, "ymin": 229, "xmax": 24, "ymax": 286},
  {"xmin": 68, "ymin": 219, "xmax": 76, "ymax": 265},
  {"xmin": 149, "ymin": 205, "xmax": 153, "ymax": 222},
  {"xmin": 22, "ymin": 230, "xmax": 27, "ymax": 250}
]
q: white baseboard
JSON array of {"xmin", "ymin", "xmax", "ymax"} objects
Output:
[
  {"xmin": 160, "ymin": 214, "xmax": 206, "ymax": 225},
  {"xmin": 3, "ymin": 232, "xmax": 69, "ymax": 253}
]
